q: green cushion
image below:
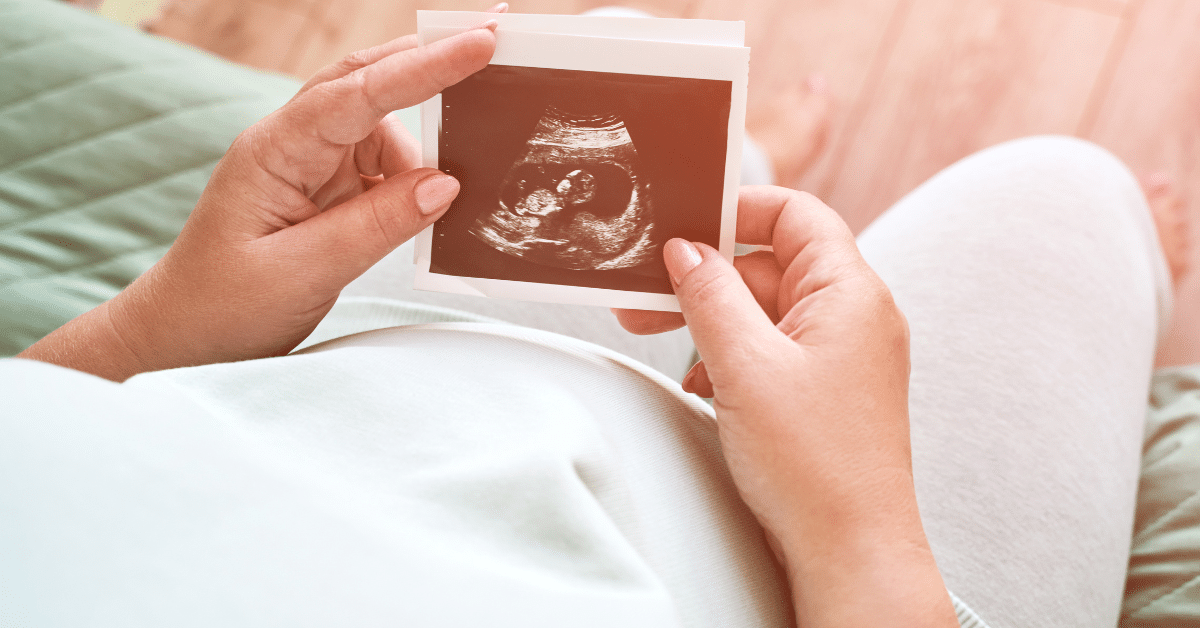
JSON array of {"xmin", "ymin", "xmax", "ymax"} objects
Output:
[
  {"xmin": 0, "ymin": 0, "xmax": 301, "ymax": 355},
  {"xmin": 1121, "ymin": 367, "xmax": 1200, "ymax": 627}
]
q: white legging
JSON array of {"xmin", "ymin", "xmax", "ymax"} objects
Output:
[{"xmin": 860, "ymin": 136, "xmax": 1168, "ymax": 628}]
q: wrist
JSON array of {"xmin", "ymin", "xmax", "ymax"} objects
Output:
[
  {"xmin": 786, "ymin": 533, "xmax": 957, "ymax": 628},
  {"xmin": 17, "ymin": 299, "xmax": 154, "ymax": 382},
  {"xmin": 774, "ymin": 467, "xmax": 959, "ymax": 628}
]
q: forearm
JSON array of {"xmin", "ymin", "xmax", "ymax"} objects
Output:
[
  {"xmin": 779, "ymin": 469, "xmax": 960, "ymax": 628},
  {"xmin": 18, "ymin": 300, "xmax": 151, "ymax": 382}
]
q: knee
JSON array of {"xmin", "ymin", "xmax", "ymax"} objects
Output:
[
  {"xmin": 989, "ymin": 135, "xmax": 1128, "ymax": 171},
  {"xmin": 897, "ymin": 135, "xmax": 1145, "ymax": 239},
  {"xmin": 961, "ymin": 135, "xmax": 1140, "ymax": 205}
]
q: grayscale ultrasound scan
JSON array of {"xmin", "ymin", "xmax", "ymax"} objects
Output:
[
  {"xmin": 470, "ymin": 105, "xmax": 655, "ymax": 271},
  {"xmin": 433, "ymin": 65, "xmax": 732, "ymax": 295}
]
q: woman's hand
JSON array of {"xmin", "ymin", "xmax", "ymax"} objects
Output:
[
  {"xmin": 615, "ymin": 186, "xmax": 958, "ymax": 628},
  {"xmin": 20, "ymin": 21, "xmax": 500, "ymax": 381}
]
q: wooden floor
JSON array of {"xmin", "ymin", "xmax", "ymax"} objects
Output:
[{"xmin": 133, "ymin": 0, "xmax": 1200, "ymax": 233}]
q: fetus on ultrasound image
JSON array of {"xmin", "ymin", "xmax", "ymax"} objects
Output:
[
  {"xmin": 433, "ymin": 65, "xmax": 732, "ymax": 295},
  {"xmin": 472, "ymin": 104, "xmax": 655, "ymax": 271}
]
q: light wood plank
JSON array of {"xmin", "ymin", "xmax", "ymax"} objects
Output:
[
  {"xmin": 150, "ymin": 0, "xmax": 311, "ymax": 73},
  {"xmin": 1042, "ymin": 0, "xmax": 1128, "ymax": 18},
  {"xmin": 690, "ymin": 0, "xmax": 909, "ymax": 197},
  {"xmin": 285, "ymin": 0, "xmax": 693, "ymax": 80},
  {"xmin": 1087, "ymin": 0, "xmax": 1200, "ymax": 197},
  {"xmin": 823, "ymin": 0, "xmax": 1121, "ymax": 232}
]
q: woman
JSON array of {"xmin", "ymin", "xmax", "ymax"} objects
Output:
[{"xmin": 5, "ymin": 9, "xmax": 1179, "ymax": 628}]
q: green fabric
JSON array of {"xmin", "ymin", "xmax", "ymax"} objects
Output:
[
  {"xmin": 0, "ymin": 0, "xmax": 300, "ymax": 355},
  {"xmin": 1121, "ymin": 367, "xmax": 1200, "ymax": 627}
]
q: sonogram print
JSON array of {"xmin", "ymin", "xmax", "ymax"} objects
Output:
[
  {"xmin": 469, "ymin": 105, "xmax": 655, "ymax": 270},
  {"xmin": 434, "ymin": 65, "xmax": 731, "ymax": 294}
]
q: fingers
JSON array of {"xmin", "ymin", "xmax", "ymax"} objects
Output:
[
  {"xmin": 735, "ymin": 186, "xmax": 868, "ymax": 317},
  {"xmin": 296, "ymin": 35, "xmax": 419, "ymax": 97},
  {"xmin": 613, "ymin": 249, "xmax": 784, "ymax": 334},
  {"xmin": 735, "ymin": 250, "xmax": 784, "ymax": 323},
  {"xmin": 271, "ymin": 169, "xmax": 460, "ymax": 289},
  {"xmin": 295, "ymin": 2, "xmax": 507, "ymax": 97},
  {"xmin": 681, "ymin": 360, "xmax": 713, "ymax": 397},
  {"xmin": 318, "ymin": 28, "xmax": 494, "ymax": 139},
  {"xmin": 612, "ymin": 308, "xmax": 685, "ymax": 335},
  {"xmin": 253, "ymin": 27, "xmax": 496, "ymax": 193},
  {"xmin": 665, "ymin": 239, "xmax": 779, "ymax": 393},
  {"xmin": 735, "ymin": 186, "xmax": 857, "ymax": 267},
  {"xmin": 354, "ymin": 114, "xmax": 421, "ymax": 178}
]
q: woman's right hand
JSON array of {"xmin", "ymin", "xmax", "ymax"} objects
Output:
[{"xmin": 614, "ymin": 186, "xmax": 957, "ymax": 628}]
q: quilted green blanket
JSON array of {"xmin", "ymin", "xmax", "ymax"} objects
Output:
[{"xmin": 0, "ymin": 0, "xmax": 304, "ymax": 354}]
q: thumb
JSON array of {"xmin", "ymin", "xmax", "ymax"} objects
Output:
[
  {"xmin": 666, "ymin": 239, "xmax": 778, "ymax": 396},
  {"xmin": 275, "ymin": 169, "xmax": 459, "ymax": 287}
]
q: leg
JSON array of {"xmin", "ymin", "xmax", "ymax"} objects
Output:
[{"xmin": 856, "ymin": 136, "xmax": 1171, "ymax": 628}]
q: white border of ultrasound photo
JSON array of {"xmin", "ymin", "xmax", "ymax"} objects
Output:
[{"xmin": 413, "ymin": 15, "xmax": 749, "ymax": 312}]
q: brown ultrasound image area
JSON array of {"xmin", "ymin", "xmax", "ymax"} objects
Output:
[
  {"xmin": 472, "ymin": 105, "xmax": 654, "ymax": 271},
  {"xmin": 434, "ymin": 65, "xmax": 732, "ymax": 294}
]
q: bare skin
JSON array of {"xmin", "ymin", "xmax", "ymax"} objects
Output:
[
  {"xmin": 1146, "ymin": 172, "xmax": 1198, "ymax": 367},
  {"xmin": 1145, "ymin": 172, "xmax": 1189, "ymax": 284}
]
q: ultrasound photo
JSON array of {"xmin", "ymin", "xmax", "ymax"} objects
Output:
[{"xmin": 431, "ymin": 65, "xmax": 733, "ymax": 296}]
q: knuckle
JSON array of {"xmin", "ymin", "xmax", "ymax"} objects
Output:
[
  {"xmin": 789, "ymin": 189, "xmax": 823, "ymax": 207},
  {"xmin": 365, "ymin": 194, "xmax": 404, "ymax": 251},
  {"xmin": 685, "ymin": 264, "xmax": 736, "ymax": 305},
  {"xmin": 777, "ymin": 189, "xmax": 823, "ymax": 221},
  {"xmin": 863, "ymin": 279, "xmax": 909, "ymax": 347},
  {"xmin": 232, "ymin": 119, "xmax": 266, "ymax": 150},
  {"xmin": 340, "ymin": 48, "xmax": 374, "ymax": 72},
  {"xmin": 346, "ymin": 68, "xmax": 382, "ymax": 115},
  {"xmin": 234, "ymin": 122, "xmax": 273, "ymax": 171},
  {"xmin": 415, "ymin": 45, "xmax": 455, "ymax": 91}
]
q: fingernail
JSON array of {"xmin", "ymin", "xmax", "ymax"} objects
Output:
[
  {"xmin": 664, "ymin": 239, "xmax": 703, "ymax": 286},
  {"xmin": 486, "ymin": 2, "xmax": 508, "ymax": 13},
  {"xmin": 681, "ymin": 365, "xmax": 697, "ymax": 393},
  {"xmin": 414, "ymin": 174, "xmax": 460, "ymax": 216},
  {"xmin": 478, "ymin": 18, "xmax": 499, "ymax": 31},
  {"xmin": 807, "ymin": 73, "xmax": 827, "ymax": 94}
]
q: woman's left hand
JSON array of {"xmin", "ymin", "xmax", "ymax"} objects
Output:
[{"xmin": 20, "ymin": 24, "xmax": 498, "ymax": 381}]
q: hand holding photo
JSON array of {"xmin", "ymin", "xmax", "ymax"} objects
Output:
[{"xmin": 414, "ymin": 12, "xmax": 749, "ymax": 312}]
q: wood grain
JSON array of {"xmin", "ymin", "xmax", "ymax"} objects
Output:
[
  {"xmin": 1087, "ymin": 0, "xmax": 1200, "ymax": 195},
  {"xmin": 822, "ymin": 0, "xmax": 1121, "ymax": 231},
  {"xmin": 691, "ymin": 0, "xmax": 911, "ymax": 199},
  {"xmin": 284, "ymin": 0, "xmax": 693, "ymax": 79},
  {"xmin": 150, "ymin": 0, "xmax": 311, "ymax": 73},
  {"xmin": 1042, "ymin": 0, "xmax": 1128, "ymax": 18}
]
